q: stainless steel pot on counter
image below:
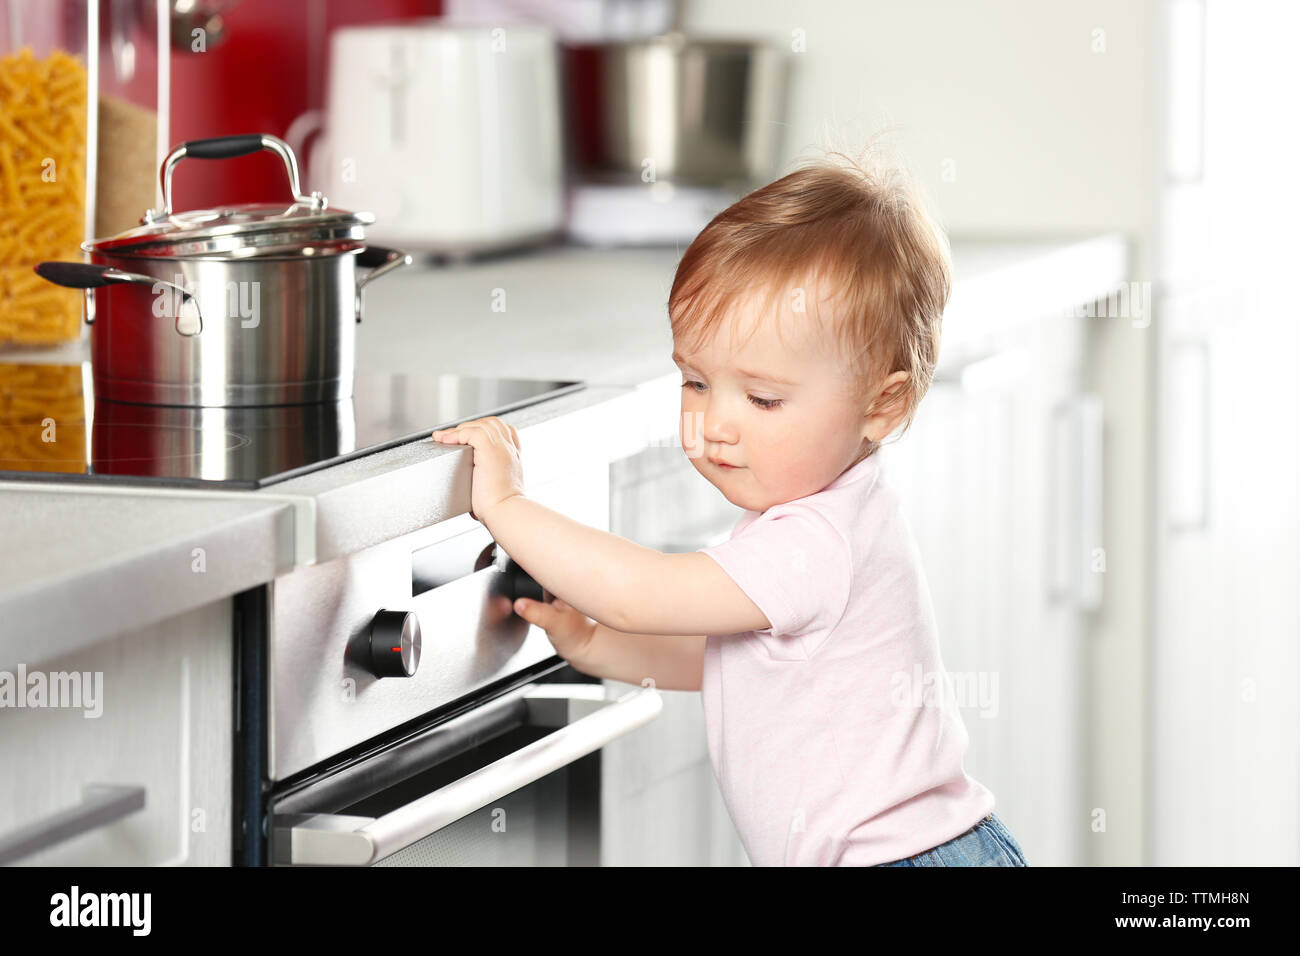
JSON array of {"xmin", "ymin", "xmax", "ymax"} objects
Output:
[
  {"xmin": 565, "ymin": 30, "xmax": 788, "ymax": 189},
  {"xmin": 35, "ymin": 133, "xmax": 412, "ymax": 407}
]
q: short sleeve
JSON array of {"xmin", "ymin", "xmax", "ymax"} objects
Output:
[{"xmin": 698, "ymin": 504, "xmax": 852, "ymax": 652}]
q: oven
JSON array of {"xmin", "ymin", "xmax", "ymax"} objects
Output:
[{"xmin": 235, "ymin": 463, "xmax": 663, "ymax": 866}]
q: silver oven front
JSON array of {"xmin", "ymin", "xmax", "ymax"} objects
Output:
[{"xmin": 250, "ymin": 464, "xmax": 662, "ymax": 866}]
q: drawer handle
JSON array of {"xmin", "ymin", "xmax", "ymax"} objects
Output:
[
  {"xmin": 275, "ymin": 683, "xmax": 662, "ymax": 865},
  {"xmin": 0, "ymin": 784, "xmax": 146, "ymax": 865}
]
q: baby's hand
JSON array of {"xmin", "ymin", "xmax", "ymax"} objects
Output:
[
  {"xmin": 513, "ymin": 596, "xmax": 597, "ymax": 663},
  {"xmin": 430, "ymin": 416, "xmax": 526, "ymax": 525}
]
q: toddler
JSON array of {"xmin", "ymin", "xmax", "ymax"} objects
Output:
[{"xmin": 432, "ymin": 150, "xmax": 1027, "ymax": 867}]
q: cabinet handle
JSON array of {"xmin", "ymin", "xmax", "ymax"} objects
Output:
[
  {"xmin": 0, "ymin": 784, "xmax": 146, "ymax": 865},
  {"xmin": 1048, "ymin": 393, "xmax": 1105, "ymax": 611},
  {"xmin": 1077, "ymin": 394, "xmax": 1104, "ymax": 612},
  {"xmin": 1167, "ymin": 338, "xmax": 1210, "ymax": 533}
]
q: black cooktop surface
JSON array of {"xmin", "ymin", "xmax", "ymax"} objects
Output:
[{"xmin": 0, "ymin": 362, "xmax": 583, "ymax": 490}]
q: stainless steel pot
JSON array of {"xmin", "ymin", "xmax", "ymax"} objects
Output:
[
  {"xmin": 35, "ymin": 133, "xmax": 412, "ymax": 407},
  {"xmin": 565, "ymin": 31, "xmax": 787, "ymax": 189}
]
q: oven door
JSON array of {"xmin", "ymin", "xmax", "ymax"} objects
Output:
[{"xmin": 269, "ymin": 678, "xmax": 661, "ymax": 866}]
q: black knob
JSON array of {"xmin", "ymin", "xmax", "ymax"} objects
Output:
[
  {"xmin": 496, "ymin": 553, "xmax": 546, "ymax": 603},
  {"xmin": 366, "ymin": 609, "xmax": 421, "ymax": 677}
]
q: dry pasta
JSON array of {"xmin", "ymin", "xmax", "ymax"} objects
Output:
[
  {"xmin": 0, "ymin": 361, "xmax": 86, "ymax": 471},
  {"xmin": 0, "ymin": 47, "xmax": 88, "ymax": 347}
]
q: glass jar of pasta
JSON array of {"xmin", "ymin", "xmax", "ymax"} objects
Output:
[{"xmin": 0, "ymin": 0, "xmax": 168, "ymax": 349}]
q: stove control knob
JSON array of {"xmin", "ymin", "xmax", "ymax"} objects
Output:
[
  {"xmin": 497, "ymin": 553, "xmax": 546, "ymax": 603},
  {"xmin": 367, "ymin": 609, "xmax": 421, "ymax": 678}
]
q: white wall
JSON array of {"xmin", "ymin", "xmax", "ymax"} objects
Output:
[{"xmin": 684, "ymin": 0, "xmax": 1150, "ymax": 238}]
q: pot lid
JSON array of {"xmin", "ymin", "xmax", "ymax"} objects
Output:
[
  {"xmin": 90, "ymin": 201, "xmax": 376, "ymax": 258},
  {"xmin": 87, "ymin": 133, "xmax": 376, "ymax": 259}
]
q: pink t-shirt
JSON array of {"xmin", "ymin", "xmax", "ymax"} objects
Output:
[{"xmin": 698, "ymin": 451, "xmax": 995, "ymax": 866}]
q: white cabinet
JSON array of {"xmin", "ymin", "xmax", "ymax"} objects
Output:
[
  {"xmin": 0, "ymin": 599, "xmax": 232, "ymax": 866},
  {"xmin": 1152, "ymin": 281, "xmax": 1300, "ymax": 864},
  {"xmin": 1149, "ymin": 0, "xmax": 1300, "ymax": 865},
  {"xmin": 880, "ymin": 308, "xmax": 1094, "ymax": 866}
]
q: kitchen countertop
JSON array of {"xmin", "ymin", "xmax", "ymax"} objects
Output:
[
  {"xmin": 0, "ymin": 236, "xmax": 1128, "ymax": 665},
  {"xmin": 0, "ymin": 489, "xmax": 295, "ymax": 668},
  {"xmin": 355, "ymin": 234, "xmax": 1130, "ymax": 386}
]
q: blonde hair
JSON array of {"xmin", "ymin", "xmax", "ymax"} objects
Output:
[{"xmin": 668, "ymin": 144, "xmax": 951, "ymax": 459}]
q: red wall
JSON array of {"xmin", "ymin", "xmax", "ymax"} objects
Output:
[{"xmin": 167, "ymin": 0, "xmax": 441, "ymax": 210}]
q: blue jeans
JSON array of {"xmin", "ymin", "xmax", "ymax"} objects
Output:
[{"xmin": 874, "ymin": 812, "xmax": 1028, "ymax": 866}]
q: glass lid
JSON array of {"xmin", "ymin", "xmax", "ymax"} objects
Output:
[{"xmin": 90, "ymin": 202, "xmax": 375, "ymax": 258}]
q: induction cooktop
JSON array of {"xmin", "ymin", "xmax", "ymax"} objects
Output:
[{"xmin": 0, "ymin": 362, "xmax": 584, "ymax": 490}]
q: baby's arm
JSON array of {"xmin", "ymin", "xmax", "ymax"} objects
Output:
[
  {"xmin": 569, "ymin": 625, "xmax": 706, "ymax": 692},
  {"xmin": 484, "ymin": 496, "xmax": 770, "ymax": 636}
]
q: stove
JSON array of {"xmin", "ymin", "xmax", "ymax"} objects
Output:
[
  {"xmin": 0, "ymin": 360, "xmax": 584, "ymax": 489},
  {"xmin": 0, "ymin": 358, "xmax": 663, "ymax": 867}
]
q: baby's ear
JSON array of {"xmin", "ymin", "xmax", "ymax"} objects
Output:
[
  {"xmin": 863, "ymin": 371, "xmax": 912, "ymax": 438},
  {"xmin": 867, "ymin": 371, "xmax": 909, "ymax": 410}
]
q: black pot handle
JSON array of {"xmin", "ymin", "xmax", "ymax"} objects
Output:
[
  {"xmin": 181, "ymin": 134, "xmax": 265, "ymax": 160},
  {"xmin": 33, "ymin": 262, "xmax": 204, "ymax": 337},
  {"xmin": 356, "ymin": 245, "xmax": 411, "ymax": 269},
  {"xmin": 35, "ymin": 262, "xmax": 122, "ymax": 288}
]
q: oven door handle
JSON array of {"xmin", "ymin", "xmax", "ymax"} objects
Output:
[{"xmin": 274, "ymin": 682, "xmax": 662, "ymax": 865}]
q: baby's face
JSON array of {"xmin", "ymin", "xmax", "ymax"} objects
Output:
[{"xmin": 673, "ymin": 289, "xmax": 872, "ymax": 512}]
